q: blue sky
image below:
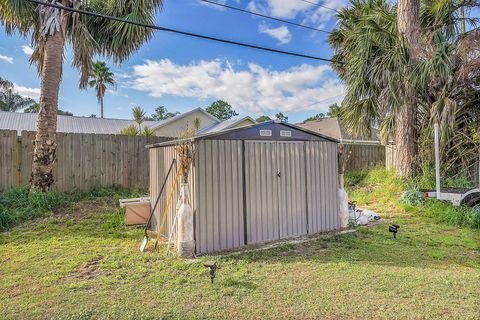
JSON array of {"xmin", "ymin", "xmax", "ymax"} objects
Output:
[{"xmin": 0, "ymin": 0, "xmax": 347, "ymax": 123}]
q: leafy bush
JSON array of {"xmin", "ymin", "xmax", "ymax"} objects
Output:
[
  {"xmin": 401, "ymin": 189, "xmax": 425, "ymax": 206},
  {"xmin": 0, "ymin": 186, "xmax": 144, "ymax": 231}
]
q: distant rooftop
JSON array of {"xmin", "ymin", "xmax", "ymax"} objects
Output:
[
  {"xmin": 0, "ymin": 111, "xmax": 158, "ymax": 136},
  {"xmin": 197, "ymin": 116, "xmax": 255, "ymax": 135},
  {"xmin": 298, "ymin": 117, "xmax": 381, "ymax": 142}
]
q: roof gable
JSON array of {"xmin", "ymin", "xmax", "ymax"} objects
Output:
[
  {"xmin": 149, "ymin": 107, "xmax": 219, "ymax": 130},
  {"xmin": 204, "ymin": 121, "xmax": 338, "ymax": 142}
]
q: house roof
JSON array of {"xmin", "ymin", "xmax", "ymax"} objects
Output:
[
  {"xmin": 196, "ymin": 116, "xmax": 255, "ymax": 135},
  {"xmin": 298, "ymin": 117, "xmax": 381, "ymax": 143},
  {"xmin": 148, "ymin": 107, "xmax": 219, "ymax": 130},
  {"xmin": 0, "ymin": 111, "xmax": 157, "ymax": 135},
  {"xmin": 147, "ymin": 120, "xmax": 339, "ymax": 148}
]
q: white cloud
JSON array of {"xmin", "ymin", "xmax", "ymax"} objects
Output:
[
  {"xmin": 107, "ymin": 89, "xmax": 128, "ymax": 98},
  {"xmin": 248, "ymin": 0, "xmax": 315, "ymax": 18},
  {"xmin": 13, "ymin": 84, "xmax": 41, "ymax": 100},
  {"xmin": 258, "ymin": 23, "xmax": 292, "ymax": 44},
  {"xmin": 0, "ymin": 54, "xmax": 14, "ymax": 64},
  {"xmin": 131, "ymin": 59, "xmax": 345, "ymax": 113},
  {"xmin": 247, "ymin": 0, "xmax": 348, "ymax": 27},
  {"xmin": 21, "ymin": 45, "xmax": 34, "ymax": 55},
  {"xmin": 306, "ymin": 0, "xmax": 348, "ymax": 26}
]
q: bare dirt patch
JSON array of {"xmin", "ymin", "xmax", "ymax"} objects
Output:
[
  {"xmin": 53, "ymin": 198, "xmax": 116, "ymax": 220},
  {"xmin": 64, "ymin": 256, "xmax": 111, "ymax": 282}
]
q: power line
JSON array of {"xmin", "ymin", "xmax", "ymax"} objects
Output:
[
  {"xmin": 27, "ymin": 0, "xmax": 341, "ymax": 64},
  {"xmin": 297, "ymin": 0, "xmax": 340, "ymax": 13},
  {"xmin": 200, "ymin": 0, "xmax": 331, "ymax": 34},
  {"xmin": 302, "ymin": 93, "xmax": 344, "ymax": 109}
]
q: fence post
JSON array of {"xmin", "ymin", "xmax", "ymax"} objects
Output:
[{"xmin": 16, "ymin": 136, "xmax": 22, "ymax": 187}]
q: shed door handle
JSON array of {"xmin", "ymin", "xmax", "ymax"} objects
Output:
[{"xmin": 277, "ymin": 171, "xmax": 281, "ymax": 178}]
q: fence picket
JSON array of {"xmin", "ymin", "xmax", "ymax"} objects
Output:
[{"xmin": 0, "ymin": 130, "xmax": 169, "ymax": 192}]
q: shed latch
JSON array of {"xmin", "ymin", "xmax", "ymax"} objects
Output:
[{"xmin": 277, "ymin": 171, "xmax": 281, "ymax": 178}]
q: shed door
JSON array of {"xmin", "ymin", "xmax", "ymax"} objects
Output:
[
  {"xmin": 245, "ymin": 141, "xmax": 307, "ymax": 245},
  {"xmin": 277, "ymin": 142, "xmax": 307, "ymax": 238},
  {"xmin": 245, "ymin": 141, "xmax": 279, "ymax": 244}
]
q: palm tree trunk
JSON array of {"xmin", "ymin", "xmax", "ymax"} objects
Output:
[
  {"xmin": 395, "ymin": 0, "xmax": 420, "ymax": 177},
  {"xmin": 101, "ymin": 97, "xmax": 104, "ymax": 118},
  {"xmin": 30, "ymin": 30, "xmax": 65, "ymax": 191}
]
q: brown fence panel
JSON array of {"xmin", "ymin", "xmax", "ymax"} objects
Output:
[
  {"xmin": 342, "ymin": 144, "xmax": 386, "ymax": 171},
  {"xmin": 0, "ymin": 130, "xmax": 19, "ymax": 192},
  {"xmin": 385, "ymin": 144, "xmax": 397, "ymax": 171},
  {"xmin": 0, "ymin": 130, "xmax": 170, "ymax": 192}
]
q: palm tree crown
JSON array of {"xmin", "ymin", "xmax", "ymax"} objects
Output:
[
  {"xmin": 330, "ymin": 0, "xmax": 480, "ymax": 177},
  {"xmin": 88, "ymin": 61, "xmax": 115, "ymax": 118},
  {"xmin": 0, "ymin": 0, "xmax": 164, "ymax": 191}
]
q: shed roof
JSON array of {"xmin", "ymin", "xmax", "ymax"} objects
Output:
[
  {"xmin": 298, "ymin": 117, "xmax": 381, "ymax": 143},
  {"xmin": 147, "ymin": 120, "xmax": 339, "ymax": 148},
  {"xmin": 0, "ymin": 110, "xmax": 157, "ymax": 135}
]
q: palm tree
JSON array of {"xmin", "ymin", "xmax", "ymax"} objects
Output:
[
  {"xmin": 88, "ymin": 61, "xmax": 115, "ymax": 118},
  {"xmin": 395, "ymin": 0, "xmax": 420, "ymax": 177},
  {"xmin": 329, "ymin": 0, "xmax": 480, "ymax": 178},
  {"xmin": 132, "ymin": 106, "xmax": 146, "ymax": 134},
  {"xmin": 0, "ymin": 0, "xmax": 163, "ymax": 191}
]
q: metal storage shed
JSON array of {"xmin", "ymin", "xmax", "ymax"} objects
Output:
[{"xmin": 147, "ymin": 121, "xmax": 341, "ymax": 255}]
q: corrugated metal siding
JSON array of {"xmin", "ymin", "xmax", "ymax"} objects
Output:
[
  {"xmin": 245, "ymin": 141, "xmax": 308, "ymax": 245},
  {"xmin": 277, "ymin": 142, "xmax": 307, "ymax": 238},
  {"xmin": 150, "ymin": 138, "xmax": 340, "ymax": 255},
  {"xmin": 306, "ymin": 141, "xmax": 340, "ymax": 233},
  {"xmin": 0, "ymin": 111, "xmax": 157, "ymax": 135},
  {"xmin": 194, "ymin": 140, "xmax": 244, "ymax": 254},
  {"xmin": 245, "ymin": 141, "xmax": 279, "ymax": 244}
]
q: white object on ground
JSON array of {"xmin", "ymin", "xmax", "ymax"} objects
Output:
[
  {"xmin": 349, "ymin": 207, "xmax": 380, "ymax": 226},
  {"xmin": 338, "ymin": 174, "xmax": 349, "ymax": 228}
]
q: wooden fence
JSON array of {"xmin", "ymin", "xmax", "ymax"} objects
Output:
[
  {"xmin": 341, "ymin": 143, "xmax": 386, "ymax": 171},
  {"xmin": 385, "ymin": 144, "xmax": 397, "ymax": 170},
  {"xmin": 0, "ymin": 130, "xmax": 170, "ymax": 192}
]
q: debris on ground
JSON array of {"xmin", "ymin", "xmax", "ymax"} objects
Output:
[{"xmin": 348, "ymin": 201, "xmax": 381, "ymax": 226}]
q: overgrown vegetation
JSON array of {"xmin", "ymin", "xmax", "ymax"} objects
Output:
[
  {"xmin": 346, "ymin": 168, "xmax": 480, "ymax": 229},
  {"xmin": 0, "ymin": 186, "xmax": 143, "ymax": 231},
  {"xmin": 331, "ymin": 0, "xmax": 480, "ymax": 177}
]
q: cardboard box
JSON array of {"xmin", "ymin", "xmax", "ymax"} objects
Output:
[{"xmin": 125, "ymin": 201, "xmax": 151, "ymax": 225}]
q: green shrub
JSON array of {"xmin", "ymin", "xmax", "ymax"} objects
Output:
[{"xmin": 401, "ymin": 189, "xmax": 425, "ymax": 206}]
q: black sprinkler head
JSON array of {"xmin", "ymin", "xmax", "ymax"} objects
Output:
[
  {"xmin": 203, "ymin": 261, "xmax": 218, "ymax": 283},
  {"xmin": 388, "ymin": 224, "xmax": 400, "ymax": 238}
]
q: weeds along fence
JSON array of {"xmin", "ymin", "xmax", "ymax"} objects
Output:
[
  {"xmin": 0, "ymin": 130, "xmax": 170, "ymax": 192},
  {"xmin": 341, "ymin": 143, "xmax": 386, "ymax": 171}
]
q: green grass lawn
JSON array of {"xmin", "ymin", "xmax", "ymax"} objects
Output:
[{"xmin": 1, "ymin": 171, "xmax": 479, "ymax": 319}]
